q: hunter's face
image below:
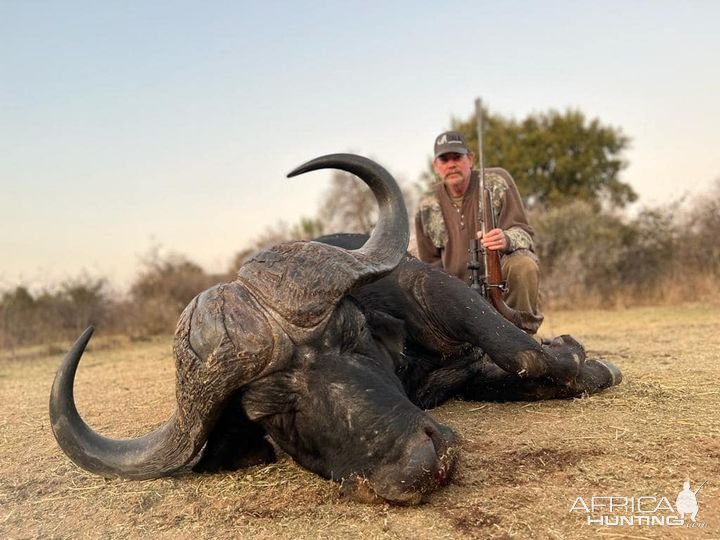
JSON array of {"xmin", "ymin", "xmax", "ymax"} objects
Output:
[{"xmin": 433, "ymin": 152, "xmax": 474, "ymax": 196}]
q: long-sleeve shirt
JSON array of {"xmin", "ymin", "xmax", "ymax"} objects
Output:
[{"xmin": 414, "ymin": 168, "xmax": 535, "ymax": 284}]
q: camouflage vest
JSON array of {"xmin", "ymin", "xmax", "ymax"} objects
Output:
[{"xmin": 418, "ymin": 168, "xmax": 509, "ymax": 250}]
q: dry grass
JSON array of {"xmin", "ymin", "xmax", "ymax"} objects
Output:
[
  {"xmin": 542, "ymin": 273, "xmax": 720, "ymax": 311},
  {"xmin": 1, "ymin": 304, "xmax": 718, "ymax": 539}
]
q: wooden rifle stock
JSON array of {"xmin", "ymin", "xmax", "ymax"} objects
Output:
[
  {"xmin": 480, "ymin": 189, "xmax": 525, "ymax": 328},
  {"xmin": 472, "ymin": 98, "xmax": 526, "ymax": 329}
]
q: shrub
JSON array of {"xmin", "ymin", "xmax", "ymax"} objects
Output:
[{"xmin": 125, "ymin": 251, "xmax": 220, "ymax": 337}]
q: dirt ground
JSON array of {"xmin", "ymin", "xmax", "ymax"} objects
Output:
[{"xmin": 1, "ymin": 304, "xmax": 718, "ymax": 539}]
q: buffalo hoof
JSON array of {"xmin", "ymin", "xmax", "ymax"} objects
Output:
[
  {"xmin": 541, "ymin": 334, "xmax": 587, "ymax": 384},
  {"xmin": 567, "ymin": 358, "xmax": 623, "ymax": 396}
]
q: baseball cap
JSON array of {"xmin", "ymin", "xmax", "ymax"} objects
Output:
[{"xmin": 433, "ymin": 131, "xmax": 471, "ymax": 159}]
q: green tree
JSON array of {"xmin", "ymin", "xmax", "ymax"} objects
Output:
[
  {"xmin": 616, "ymin": 205, "xmax": 678, "ymax": 292},
  {"xmin": 532, "ymin": 201, "xmax": 629, "ymax": 306},
  {"xmin": 432, "ymin": 108, "xmax": 636, "ymax": 210}
]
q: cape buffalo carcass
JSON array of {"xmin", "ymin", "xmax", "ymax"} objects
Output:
[{"xmin": 49, "ymin": 154, "xmax": 621, "ymax": 504}]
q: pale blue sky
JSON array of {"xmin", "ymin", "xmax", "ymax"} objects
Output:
[{"xmin": 2, "ymin": 1, "xmax": 719, "ymax": 293}]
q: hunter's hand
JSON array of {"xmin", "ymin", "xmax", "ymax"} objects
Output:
[{"xmin": 477, "ymin": 228, "xmax": 508, "ymax": 252}]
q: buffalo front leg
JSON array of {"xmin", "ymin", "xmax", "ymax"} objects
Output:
[
  {"xmin": 398, "ymin": 262, "xmax": 583, "ymax": 385},
  {"xmin": 462, "ymin": 356, "xmax": 623, "ymax": 401}
]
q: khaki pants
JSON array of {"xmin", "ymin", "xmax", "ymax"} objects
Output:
[{"xmin": 501, "ymin": 249, "xmax": 543, "ymax": 334}]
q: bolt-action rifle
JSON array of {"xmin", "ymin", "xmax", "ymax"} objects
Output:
[{"xmin": 468, "ymin": 98, "xmax": 525, "ymax": 328}]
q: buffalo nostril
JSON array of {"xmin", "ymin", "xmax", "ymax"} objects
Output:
[{"xmin": 422, "ymin": 424, "xmax": 448, "ymax": 455}]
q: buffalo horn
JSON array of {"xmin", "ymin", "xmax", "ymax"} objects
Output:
[{"xmin": 288, "ymin": 153, "xmax": 409, "ymax": 276}]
